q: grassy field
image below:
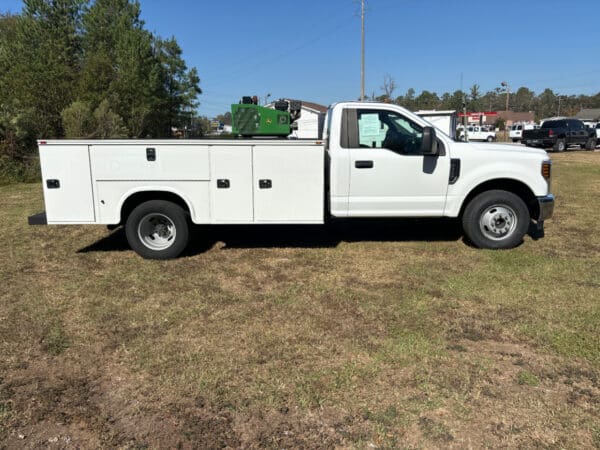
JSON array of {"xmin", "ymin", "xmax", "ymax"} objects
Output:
[{"xmin": 1, "ymin": 152, "xmax": 599, "ymax": 448}]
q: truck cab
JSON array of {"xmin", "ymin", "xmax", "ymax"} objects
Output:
[
  {"xmin": 326, "ymin": 102, "xmax": 551, "ymax": 222},
  {"xmin": 326, "ymin": 103, "xmax": 449, "ymax": 217}
]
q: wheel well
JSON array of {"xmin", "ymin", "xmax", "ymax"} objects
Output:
[
  {"xmin": 120, "ymin": 191, "xmax": 191, "ymax": 225},
  {"xmin": 460, "ymin": 179, "xmax": 538, "ymax": 219}
]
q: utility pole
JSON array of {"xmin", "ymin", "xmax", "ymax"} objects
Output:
[
  {"xmin": 557, "ymin": 96, "xmax": 562, "ymax": 116},
  {"xmin": 501, "ymin": 81, "xmax": 510, "ymax": 111},
  {"xmin": 461, "ymin": 73, "xmax": 468, "ymax": 141},
  {"xmin": 360, "ymin": 0, "xmax": 365, "ymax": 101},
  {"xmin": 501, "ymin": 81, "xmax": 510, "ymax": 140}
]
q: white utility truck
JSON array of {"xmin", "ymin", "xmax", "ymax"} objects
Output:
[{"xmin": 29, "ymin": 102, "xmax": 554, "ymax": 259}]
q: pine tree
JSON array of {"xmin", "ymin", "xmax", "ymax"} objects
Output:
[{"xmin": 9, "ymin": 0, "xmax": 85, "ymax": 139}]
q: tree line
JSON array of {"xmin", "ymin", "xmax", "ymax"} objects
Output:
[
  {"xmin": 0, "ymin": 0, "xmax": 203, "ymax": 183},
  {"xmin": 376, "ymin": 75, "xmax": 600, "ymax": 120}
]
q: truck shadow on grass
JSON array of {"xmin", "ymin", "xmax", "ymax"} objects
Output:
[{"xmin": 78, "ymin": 218, "xmax": 465, "ymax": 255}]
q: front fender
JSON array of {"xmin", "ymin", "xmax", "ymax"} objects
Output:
[{"xmin": 444, "ymin": 160, "xmax": 547, "ymax": 217}]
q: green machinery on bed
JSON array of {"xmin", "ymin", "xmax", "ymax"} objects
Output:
[{"xmin": 231, "ymin": 96, "xmax": 301, "ymax": 137}]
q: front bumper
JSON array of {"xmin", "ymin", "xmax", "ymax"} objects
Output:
[
  {"xmin": 537, "ymin": 195, "xmax": 554, "ymax": 221},
  {"xmin": 28, "ymin": 211, "xmax": 47, "ymax": 225}
]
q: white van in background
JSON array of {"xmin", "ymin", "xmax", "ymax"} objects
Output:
[
  {"xmin": 510, "ymin": 123, "xmax": 539, "ymax": 142},
  {"xmin": 458, "ymin": 125, "xmax": 496, "ymax": 142}
]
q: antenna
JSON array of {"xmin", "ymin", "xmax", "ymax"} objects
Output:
[{"xmin": 460, "ymin": 73, "xmax": 468, "ymax": 140}]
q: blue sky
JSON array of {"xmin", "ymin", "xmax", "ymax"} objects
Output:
[{"xmin": 2, "ymin": 0, "xmax": 600, "ymax": 117}]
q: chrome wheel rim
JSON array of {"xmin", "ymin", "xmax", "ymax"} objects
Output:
[
  {"xmin": 479, "ymin": 205, "xmax": 517, "ymax": 241},
  {"xmin": 137, "ymin": 213, "xmax": 176, "ymax": 250}
]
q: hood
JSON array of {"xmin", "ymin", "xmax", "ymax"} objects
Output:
[{"xmin": 461, "ymin": 142, "xmax": 548, "ymax": 157}]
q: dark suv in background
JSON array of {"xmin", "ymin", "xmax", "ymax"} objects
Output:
[{"xmin": 523, "ymin": 118, "xmax": 596, "ymax": 152}]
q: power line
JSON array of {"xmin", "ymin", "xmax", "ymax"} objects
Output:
[
  {"xmin": 206, "ymin": 18, "xmax": 355, "ymax": 88},
  {"xmin": 199, "ymin": 2, "xmax": 356, "ymax": 80}
]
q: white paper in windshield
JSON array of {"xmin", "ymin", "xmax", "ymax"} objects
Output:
[{"xmin": 359, "ymin": 114, "xmax": 381, "ymax": 136}]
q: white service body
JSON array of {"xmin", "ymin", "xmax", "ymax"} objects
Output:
[{"xmin": 39, "ymin": 141, "xmax": 324, "ymax": 225}]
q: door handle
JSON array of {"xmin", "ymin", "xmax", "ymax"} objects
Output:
[
  {"xmin": 146, "ymin": 147, "xmax": 156, "ymax": 161},
  {"xmin": 46, "ymin": 179, "xmax": 60, "ymax": 189},
  {"xmin": 355, "ymin": 160, "xmax": 374, "ymax": 169},
  {"xmin": 217, "ymin": 179, "xmax": 230, "ymax": 189},
  {"xmin": 259, "ymin": 179, "xmax": 272, "ymax": 189}
]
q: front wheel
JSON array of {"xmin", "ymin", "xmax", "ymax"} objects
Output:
[
  {"xmin": 462, "ymin": 190, "xmax": 529, "ymax": 249},
  {"xmin": 125, "ymin": 200, "xmax": 190, "ymax": 259}
]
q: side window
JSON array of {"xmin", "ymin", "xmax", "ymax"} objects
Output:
[
  {"xmin": 357, "ymin": 109, "xmax": 424, "ymax": 154},
  {"xmin": 571, "ymin": 120, "xmax": 582, "ymax": 130}
]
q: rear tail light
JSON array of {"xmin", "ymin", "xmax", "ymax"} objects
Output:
[
  {"xmin": 541, "ymin": 160, "xmax": 552, "ymax": 179},
  {"xmin": 548, "ymin": 129, "xmax": 554, "ymax": 137}
]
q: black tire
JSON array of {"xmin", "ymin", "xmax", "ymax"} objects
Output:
[
  {"xmin": 512, "ymin": 138, "xmax": 519, "ymax": 142},
  {"xmin": 487, "ymin": 136, "xmax": 494, "ymax": 142},
  {"xmin": 125, "ymin": 200, "xmax": 190, "ymax": 259},
  {"xmin": 553, "ymin": 138, "xmax": 566, "ymax": 152},
  {"xmin": 584, "ymin": 137, "xmax": 595, "ymax": 151},
  {"xmin": 462, "ymin": 190, "xmax": 529, "ymax": 249}
]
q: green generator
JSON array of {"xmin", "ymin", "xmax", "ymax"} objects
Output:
[{"xmin": 231, "ymin": 96, "xmax": 301, "ymax": 137}]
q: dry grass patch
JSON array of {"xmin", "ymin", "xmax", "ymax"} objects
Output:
[{"xmin": 0, "ymin": 151, "xmax": 599, "ymax": 448}]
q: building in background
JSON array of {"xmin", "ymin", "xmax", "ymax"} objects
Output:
[
  {"xmin": 575, "ymin": 108, "xmax": 600, "ymax": 123},
  {"xmin": 458, "ymin": 111, "xmax": 535, "ymax": 128},
  {"xmin": 496, "ymin": 111, "xmax": 536, "ymax": 127},
  {"xmin": 458, "ymin": 111, "xmax": 498, "ymax": 126},
  {"xmin": 265, "ymin": 100, "xmax": 327, "ymax": 139}
]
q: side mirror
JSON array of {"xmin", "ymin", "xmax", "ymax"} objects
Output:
[{"xmin": 421, "ymin": 126, "xmax": 438, "ymax": 155}]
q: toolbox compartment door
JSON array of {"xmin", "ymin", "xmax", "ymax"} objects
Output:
[
  {"xmin": 39, "ymin": 145, "xmax": 95, "ymax": 223},
  {"xmin": 209, "ymin": 145, "xmax": 254, "ymax": 223},
  {"xmin": 252, "ymin": 145, "xmax": 324, "ymax": 223}
]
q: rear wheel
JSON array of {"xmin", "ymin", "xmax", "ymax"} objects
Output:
[
  {"xmin": 462, "ymin": 190, "xmax": 529, "ymax": 249},
  {"xmin": 487, "ymin": 136, "xmax": 494, "ymax": 142},
  {"xmin": 553, "ymin": 138, "xmax": 566, "ymax": 152},
  {"xmin": 584, "ymin": 137, "xmax": 596, "ymax": 150},
  {"xmin": 125, "ymin": 200, "xmax": 189, "ymax": 259}
]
